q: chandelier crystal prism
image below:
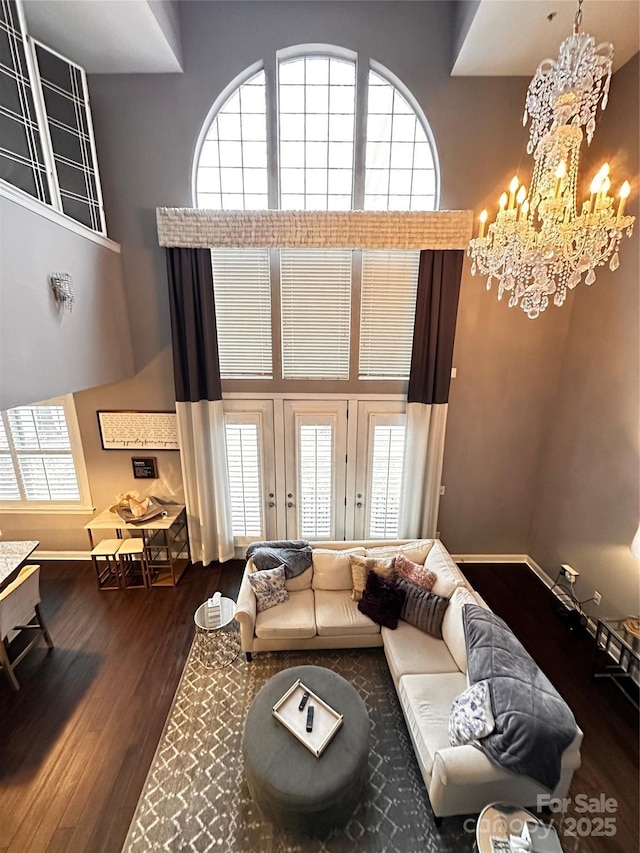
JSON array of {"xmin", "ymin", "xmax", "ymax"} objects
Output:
[{"xmin": 467, "ymin": 0, "xmax": 635, "ymax": 319}]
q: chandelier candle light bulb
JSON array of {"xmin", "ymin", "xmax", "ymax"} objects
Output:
[{"xmin": 467, "ymin": 0, "xmax": 634, "ymax": 318}]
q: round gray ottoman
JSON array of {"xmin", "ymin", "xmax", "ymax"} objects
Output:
[{"xmin": 242, "ymin": 664, "xmax": 370, "ymax": 836}]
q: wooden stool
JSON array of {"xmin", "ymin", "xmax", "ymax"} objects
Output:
[
  {"xmin": 90, "ymin": 539, "xmax": 123, "ymax": 590},
  {"xmin": 118, "ymin": 538, "xmax": 149, "ymax": 589}
]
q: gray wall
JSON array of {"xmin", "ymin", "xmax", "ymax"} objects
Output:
[
  {"xmin": 528, "ymin": 54, "xmax": 640, "ymax": 618},
  {"xmin": 3, "ymin": 1, "xmax": 638, "ymax": 600},
  {"xmin": 0, "ymin": 196, "xmax": 134, "ymax": 410}
]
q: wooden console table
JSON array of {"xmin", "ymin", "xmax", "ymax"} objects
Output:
[{"xmin": 85, "ymin": 505, "xmax": 190, "ymax": 587}]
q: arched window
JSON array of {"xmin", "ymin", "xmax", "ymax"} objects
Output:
[
  {"xmin": 194, "ymin": 50, "xmax": 438, "ymax": 211},
  {"xmin": 193, "ymin": 49, "xmax": 439, "ymax": 383}
]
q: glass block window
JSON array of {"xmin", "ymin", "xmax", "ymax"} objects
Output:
[
  {"xmin": 196, "ymin": 69, "xmax": 268, "ymax": 210},
  {"xmin": 365, "ymin": 70, "xmax": 436, "ymax": 211},
  {"xmin": 279, "ymin": 56, "xmax": 355, "ymax": 211},
  {"xmin": 0, "ymin": 0, "xmax": 50, "ymax": 203},
  {"xmin": 31, "ymin": 41, "xmax": 105, "ymax": 233}
]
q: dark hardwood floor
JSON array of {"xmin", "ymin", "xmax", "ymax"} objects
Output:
[
  {"xmin": 1, "ymin": 559, "xmax": 637, "ymax": 852},
  {"xmin": 0, "ymin": 559, "xmax": 243, "ymax": 853},
  {"xmin": 460, "ymin": 562, "xmax": 639, "ymax": 853}
]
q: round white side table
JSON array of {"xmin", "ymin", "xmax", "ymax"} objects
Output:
[
  {"xmin": 475, "ymin": 802, "xmax": 541, "ymax": 852},
  {"xmin": 194, "ymin": 596, "xmax": 240, "ymax": 669}
]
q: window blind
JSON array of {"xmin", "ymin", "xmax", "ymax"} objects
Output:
[
  {"xmin": 280, "ymin": 249, "xmax": 352, "ymax": 379},
  {"xmin": 359, "ymin": 249, "xmax": 420, "ymax": 379},
  {"xmin": 298, "ymin": 424, "xmax": 334, "ymax": 539},
  {"xmin": 224, "ymin": 421, "xmax": 263, "ymax": 538},
  {"xmin": 211, "ymin": 248, "xmax": 272, "ymax": 378},
  {"xmin": 369, "ymin": 423, "xmax": 405, "ymax": 538},
  {"xmin": 1, "ymin": 400, "xmax": 84, "ymax": 504}
]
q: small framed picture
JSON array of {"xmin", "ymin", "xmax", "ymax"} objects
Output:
[{"xmin": 132, "ymin": 457, "xmax": 158, "ymax": 479}]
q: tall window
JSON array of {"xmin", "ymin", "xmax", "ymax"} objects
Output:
[
  {"xmin": 0, "ymin": 0, "xmax": 105, "ymax": 233},
  {"xmin": 195, "ymin": 49, "xmax": 438, "ymax": 382},
  {"xmin": 0, "ymin": 395, "xmax": 92, "ymax": 510}
]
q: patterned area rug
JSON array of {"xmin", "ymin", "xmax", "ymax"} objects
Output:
[{"xmin": 123, "ymin": 646, "xmax": 477, "ymax": 852}]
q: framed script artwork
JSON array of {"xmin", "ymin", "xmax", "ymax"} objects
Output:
[{"xmin": 97, "ymin": 411, "xmax": 179, "ymax": 450}]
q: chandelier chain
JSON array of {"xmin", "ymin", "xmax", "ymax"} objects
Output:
[{"xmin": 574, "ymin": 0, "xmax": 583, "ymax": 34}]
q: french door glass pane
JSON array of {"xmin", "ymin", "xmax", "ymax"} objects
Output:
[
  {"xmin": 225, "ymin": 422, "xmax": 263, "ymax": 538},
  {"xmin": 369, "ymin": 423, "xmax": 405, "ymax": 538},
  {"xmin": 298, "ymin": 424, "xmax": 333, "ymax": 539}
]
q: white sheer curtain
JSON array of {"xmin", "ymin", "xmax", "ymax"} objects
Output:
[
  {"xmin": 176, "ymin": 401, "xmax": 234, "ymax": 565},
  {"xmin": 399, "ymin": 403, "xmax": 448, "ymax": 538}
]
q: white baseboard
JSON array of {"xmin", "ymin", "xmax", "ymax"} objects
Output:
[
  {"xmin": 452, "ymin": 553, "xmax": 531, "ymax": 564},
  {"xmin": 34, "ymin": 550, "xmax": 91, "ymax": 561}
]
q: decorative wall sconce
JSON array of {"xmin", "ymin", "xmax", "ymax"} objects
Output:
[{"xmin": 49, "ymin": 272, "xmax": 75, "ymax": 313}]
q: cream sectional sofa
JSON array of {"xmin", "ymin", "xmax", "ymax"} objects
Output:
[{"xmin": 235, "ymin": 539, "xmax": 583, "ymax": 820}]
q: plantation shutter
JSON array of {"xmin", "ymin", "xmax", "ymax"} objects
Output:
[
  {"xmin": 0, "ymin": 418, "xmax": 20, "ymax": 500},
  {"xmin": 5, "ymin": 404, "xmax": 80, "ymax": 501},
  {"xmin": 368, "ymin": 421, "xmax": 405, "ymax": 538},
  {"xmin": 280, "ymin": 249, "xmax": 352, "ymax": 379},
  {"xmin": 224, "ymin": 420, "xmax": 263, "ymax": 539},
  {"xmin": 211, "ymin": 248, "xmax": 272, "ymax": 378},
  {"xmin": 359, "ymin": 250, "xmax": 420, "ymax": 379},
  {"xmin": 298, "ymin": 423, "xmax": 334, "ymax": 539}
]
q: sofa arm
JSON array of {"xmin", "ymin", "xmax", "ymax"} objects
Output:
[{"xmin": 235, "ymin": 564, "xmax": 257, "ymax": 652}]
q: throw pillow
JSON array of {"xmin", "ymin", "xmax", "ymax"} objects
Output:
[
  {"xmin": 395, "ymin": 553, "xmax": 437, "ymax": 592},
  {"xmin": 397, "ymin": 578, "xmax": 449, "ymax": 638},
  {"xmin": 448, "ymin": 680, "xmax": 495, "ymax": 746},
  {"xmin": 248, "ymin": 565, "xmax": 289, "ymax": 612},
  {"xmin": 357, "ymin": 570, "xmax": 406, "ymax": 630},
  {"xmin": 367, "ymin": 539, "xmax": 434, "ymax": 565},
  {"xmin": 349, "ymin": 555, "xmax": 396, "ymax": 602}
]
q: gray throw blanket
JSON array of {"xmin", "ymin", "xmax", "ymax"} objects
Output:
[
  {"xmin": 245, "ymin": 540, "xmax": 312, "ymax": 579},
  {"xmin": 463, "ymin": 604, "xmax": 577, "ymax": 790}
]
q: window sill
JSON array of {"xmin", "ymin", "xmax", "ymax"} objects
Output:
[
  {"xmin": 0, "ymin": 505, "xmax": 96, "ymax": 515},
  {"xmin": 0, "ymin": 180, "xmax": 120, "ymax": 253}
]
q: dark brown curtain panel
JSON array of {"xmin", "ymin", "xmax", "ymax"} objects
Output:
[
  {"xmin": 166, "ymin": 247, "xmax": 221, "ymax": 403},
  {"xmin": 407, "ymin": 250, "xmax": 464, "ymax": 405}
]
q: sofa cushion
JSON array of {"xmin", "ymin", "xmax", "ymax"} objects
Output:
[
  {"xmin": 395, "ymin": 553, "xmax": 437, "ymax": 592},
  {"xmin": 382, "ymin": 621, "xmax": 459, "ymax": 681},
  {"xmin": 248, "ymin": 565, "xmax": 289, "ymax": 612},
  {"xmin": 254, "ymin": 589, "xmax": 316, "ymax": 639},
  {"xmin": 441, "ymin": 587, "xmax": 485, "ymax": 672},
  {"xmin": 367, "ymin": 539, "xmax": 434, "ymax": 565},
  {"xmin": 286, "ymin": 565, "xmax": 313, "ymax": 592},
  {"xmin": 358, "ymin": 571, "xmax": 406, "ymax": 630},
  {"xmin": 398, "ymin": 672, "xmax": 468, "ymax": 775},
  {"xmin": 312, "ymin": 547, "xmax": 366, "ymax": 591},
  {"xmin": 349, "ymin": 555, "xmax": 396, "ymax": 601},
  {"xmin": 314, "ymin": 589, "xmax": 380, "ymax": 637},
  {"xmin": 397, "ymin": 578, "xmax": 449, "ymax": 638},
  {"xmin": 425, "ymin": 544, "xmax": 467, "ymax": 597}
]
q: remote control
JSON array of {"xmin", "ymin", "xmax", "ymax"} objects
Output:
[
  {"xmin": 298, "ymin": 691, "xmax": 310, "ymax": 712},
  {"xmin": 306, "ymin": 705, "xmax": 314, "ymax": 732}
]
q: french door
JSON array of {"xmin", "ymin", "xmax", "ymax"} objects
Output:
[{"xmin": 223, "ymin": 397, "xmax": 406, "ymax": 546}]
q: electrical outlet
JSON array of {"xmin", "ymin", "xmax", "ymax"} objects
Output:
[
  {"xmin": 561, "ymin": 564, "xmax": 579, "ymax": 584},
  {"xmin": 593, "ymin": 591, "xmax": 602, "ymax": 606},
  {"xmin": 439, "ymin": 485, "xmax": 446, "ymax": 496}
]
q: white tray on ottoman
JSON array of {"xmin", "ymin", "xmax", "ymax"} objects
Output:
[{"xmin": 272, "ymin": 678, "xmax": 343, "ymax": 757}]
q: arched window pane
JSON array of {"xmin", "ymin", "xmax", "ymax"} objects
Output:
[
  {"xmin": 278, "ymin": 56, "xmax": 355, "ymax": 211},
  {"xmin": 196, "ymin": 70, "xmax": 268, "ymax": 210},
  {"xmin": 365, "ymin": 71, "xmax": 436, "ymax": 211}
]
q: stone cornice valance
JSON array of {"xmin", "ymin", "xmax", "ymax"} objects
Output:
[{"xmin": 156, "ymin": 208, "xmax": 474, "ymax": 250}]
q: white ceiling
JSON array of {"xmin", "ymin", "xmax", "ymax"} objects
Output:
[
  {"xmin": 20, "ymin": 0, "xmax": 640, "ymax": 77},
  {"xmin": 452, "ymin": 0, "xmax": 640, "ymax": 76},
  {"xmin": 22, "ymin": 0, "xmax": 183, "ymax": 73}
]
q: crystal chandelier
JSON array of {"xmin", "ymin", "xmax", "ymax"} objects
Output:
[{"xmin": 468, "ymin": 0, "xmax": 635, "ymax": 319}]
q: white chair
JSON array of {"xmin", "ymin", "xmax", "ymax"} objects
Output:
[{"xmin": 0, "ymin": 565, "xmax": 53, "ymax": 691}]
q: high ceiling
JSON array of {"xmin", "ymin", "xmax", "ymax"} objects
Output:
[{"xmin": 21, "ymin": 0, "xmax": 640, "ymax": 76}]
